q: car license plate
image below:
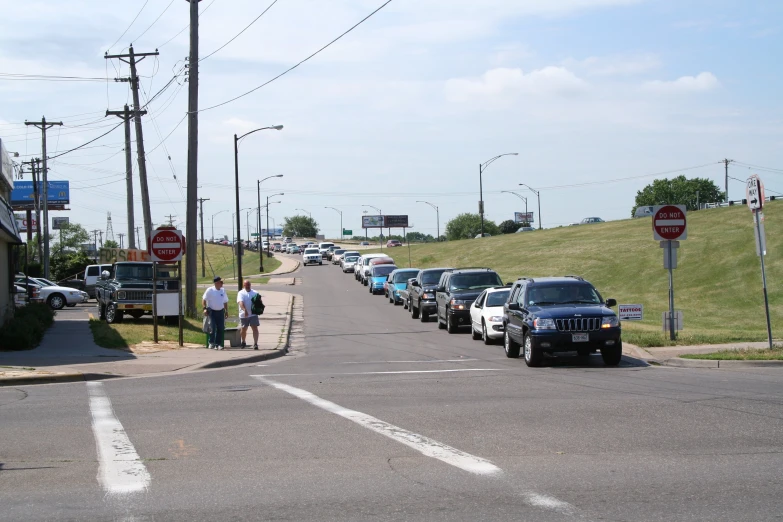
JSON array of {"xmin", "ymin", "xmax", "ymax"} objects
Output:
[{"xmin": 572, "ymin": 333, "xmax": 589, "ymax": 343}]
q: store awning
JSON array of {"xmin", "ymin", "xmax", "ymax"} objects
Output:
[{"xmin": 0, "ymin": 196, "xmax": 22, "ymax": 244}]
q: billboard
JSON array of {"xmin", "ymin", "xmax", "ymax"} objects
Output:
[
  {"xmin": 362, "ymin": 215, "xmax": 384, "ymax": 228},
  {"xmin": 514, "ymin": 212, "xmax": 535, "ymax": 223},
  {"xmin": 384, "ymin": 215, "xmax": 409, "ymax": 228},
  {"xmin": 14, "ymin": 213, "xmax": 38, "ymax": 232},
  {"xmin": 11, "ymin": 180, "xmax": 70, "ymax": 209},
  {"xmin": 52, "ymin": 217, "xmax": 69, "ymax": 230}
]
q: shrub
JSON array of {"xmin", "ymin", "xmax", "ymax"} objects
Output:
[{"xmin": 0, "ymin": 303, "xmax": 56, "ymax": 351}]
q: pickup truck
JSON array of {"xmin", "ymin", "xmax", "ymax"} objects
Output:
[{"xmin": 95, "ymin": 262, "xmax": 178, "ymax": 324}]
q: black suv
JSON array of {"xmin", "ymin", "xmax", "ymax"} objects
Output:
[
  {"xmin": 407, "ymin": 267, "xmax": 454, "ymax": 322},
  {"xmin": 435, "ymin": 268, "xmax": 504, "ymax": 333},
  {"xmin": 502, "ymin": 276, "xmax": 621, "ymax": 367}
]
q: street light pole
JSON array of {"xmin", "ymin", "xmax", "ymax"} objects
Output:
[
  {"xmin": 257, "ymin": 175, "xmax": 284, "ymax": 272},
  {"xmin": 211, "ymin": 210, "xmax": 227, "ymax": 242},
  {"xmin": 325, "ymin": 207, "xmax": 343, "ymax": 242},
  {"xmin": 501, "ymin": 191, "xmax": 528, "ymax": 226},
  {"xmin": 479, "ymin": 153, "xmax": 518, "ymax": 237},
  {"xmin": 296, "ymin": 208, "xmax": 312, "ymax": 218},
  {"xmin": 519, "ymin": 184, "xmax": 541, "ymax": 230},
  {"xmin": 266, "ymin": 193, "xmax": 284, "ymax": 256},
  {"xmin": 233, "ymin": 124, "xmax": 283, "ymax": 290},
  {"xmin": 417, "ymin": 201, "xmax": 439, "ymax": 241}
]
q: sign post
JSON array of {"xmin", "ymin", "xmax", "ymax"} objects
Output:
[
  {"xmin": 653, "ymin": 205, "xmax": 687, "ymax": 341},
  {"xmin": 747, "ymin": 175, "xmax": 773, "ymax": 349},
  {"xmin": 149, "ymin": 228, "xmax": 185, "ymax": 345}
]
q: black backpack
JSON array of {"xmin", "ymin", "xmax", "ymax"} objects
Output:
[{"xmin": 250, "ymin": 293, "xmax": 265, "ymax": 315}]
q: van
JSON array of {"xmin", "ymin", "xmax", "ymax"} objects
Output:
[
  {"xmin": 357, "ymin": 253, "xmax": 393, "ymax": 283},
  {"xmin": 84, "ymin": 264, "xmax": 113, "ymax": 298},
  {"xmin": 318, "ymin": 242, "xmax": 335, "ymax": 258}
]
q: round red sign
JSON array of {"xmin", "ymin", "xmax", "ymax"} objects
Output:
[
  {"xmin": 653, "ymin": 205, "xmax": 686, "ymax": 240},
  {"xmin": 151, "ymin": 230, "xmax": 183, "ymax": 261}
]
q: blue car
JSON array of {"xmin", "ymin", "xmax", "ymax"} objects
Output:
[
  {"xmin": 369, "ymin": 264, "xmax": 397, "ymax": 295},
  {"xmin": 385, "ymin": 268, "xmax": 419, "ymax": 305}
]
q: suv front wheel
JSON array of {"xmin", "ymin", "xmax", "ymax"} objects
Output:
[
  {"xmin": 601, "ymin": 344, "xmax": 622, "ymax": 366},
  {"xmin": 523, "ymin": 333, "xmax": 542, "ymax": 367},
  {"xmin": 504, "ymin": 330, "xmax": 520, "ymax": 358}
]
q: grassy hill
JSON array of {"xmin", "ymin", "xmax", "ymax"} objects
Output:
[
  {"xmin": 367, "ymin": 202, "xmax": 781, "ymax": 347},
  {"xmin": 184, "ymin": 243, "xmax": 281, "ymax": 284}
]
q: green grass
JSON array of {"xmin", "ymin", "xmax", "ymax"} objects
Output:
[
  {"xmin": 681, "ymin": 347, "xmax": 783, "ymax": 360},
  {"xmin": 89, "ymin": 315, "xmax": 233, "ymax": 349},
  {"xmin": 363, "ymin": 203, "xmax": 782, "ymax": 347},
  {"xmin": 187, "ymin": 243, "xmax": 281, "ymax": 284}
]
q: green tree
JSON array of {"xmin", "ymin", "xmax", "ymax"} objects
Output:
[
  {"xmin": 50, "ymin": 222, "xmax": 90, "ymax": 255},
  {"xmin": 282, "ymin": 215, "xmax": 319, "ymax": 238},
  {"xmin": 51, "ymin": 250, "xmax": 93, "ymax": 281},
  {"xmin": 445, "ymin": 213, "xmax": 500, "ymax": 240},
  {"xmin": 499, "ymin": 219, "xmax": 521, "ymax": 234},
  {"xmin": 103, "ymin": 239, "xmax": 119, "ymax": 249},
  {"xmin": 632, "ymin": 176, "xmax": 724, "ymax": 217}
]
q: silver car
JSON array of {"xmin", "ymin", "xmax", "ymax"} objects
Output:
[{"xmin": 342, "ymin": 254, "xmax": 360, "ymax": 273}]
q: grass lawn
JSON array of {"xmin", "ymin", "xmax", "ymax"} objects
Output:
[
  {"xmin": 681, "ymin": 347, "xmax": 783, "ymax": 360},
  {"xmin": 362, "ymin": 202, "xmax": 782, "ymax": 347},
  {"xmin": 186, "ymin": 243, "xmax": 281, "ymax": 284}
]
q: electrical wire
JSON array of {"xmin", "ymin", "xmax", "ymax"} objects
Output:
[
  {"xmin": 132, "ymin": 0, "xmax": 176, "ymax": 43},
  {"xmin": 0, "ymin": 73, "xmax": 110, "ymax": 82},
  {"xmin": 107, "ymin": 0, "xmax": 150, "ymax": 52},
  {"xmin": 158, "ymin": 0, "xmax": 218, "ymax": 48},
  {"xmin": 144, "ymin": 114, "xmax": 187, "ymax": 156},
  {"xmin": 198, "ymin": 0, "xmax": 393, "ymax": 113},
  {"xmin": 199, "ymin": 0, "xmax": 281, "ymax": 63},
  {"xmin": 46, "ymin": 122, "xmax": 124, "ymax": 160}
]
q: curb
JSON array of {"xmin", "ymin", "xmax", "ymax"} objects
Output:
[
  {"xmin": 662, "ymin": 357, "xmax": 783, "ymax": 368},
  {"xmin": 0, "ymin": 372, "xmax": 119, "ymax": 387},
  {"xmin": 262, "ymin": 259, "xmax": 300, "ymax": 277}
]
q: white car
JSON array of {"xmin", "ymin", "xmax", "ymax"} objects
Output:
[
  {"xmin": 35, "ymin": 277, "xmax": 90, "ymax": 303},
  {"xmin": 14, "ymin": 276, "xmax": 85, "ymax": 310},
  {"xmin": 356, "ymin": 253, "xmax": 391, "ymax": 284},
  {"xmin": 342, "ymin": 254, "xmax": 360, "ymax": 273},
  {"xmin": 469, "ymin": 286, "xmax": 512, "ymax": 345},
  {"xmin": 303, "ymin": 248, "xmax": 322, "ymax": 266},
  {"xmin": 318, "ymin": 242, "xmax": 335, "ymax": 258}
]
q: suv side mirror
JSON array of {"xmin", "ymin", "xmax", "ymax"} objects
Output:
[
  {"xmin": 411, "ymin": 280, "xmax": 420, "ymax": 287},
  {"xmin": 507, "ymin": 302, "xmax": 520, "ymax": 311},
  {"xmin": 606, "ymin": 298, "xmax": 617, "ymax": 307},
  {"xmin": 100, "ymin": 270, "xmax": 110, "ymax": 280},
  {"xmin": 436, "ymin": 286, "xmax": 445, "ymax": 293}
]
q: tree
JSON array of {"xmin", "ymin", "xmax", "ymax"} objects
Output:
[
  {"xmin": 282, "ymin": 215, "xmax": 319, "ymax": 238},
  {"xmin": 103, "ymin": 239, "xmax": 119, "ymax": 249},
  {"xmin": 50, "ymin": 222, "xmax": 90, "ymax": 255},
  {"xmin": 404, "ymin": 231, "xmax": 435, "ymax": 243},
  {"xmin": 51, "ymin": 250, "xmax": 93, "ymax": 281},
  {"xmin": 632, "ymin": 176, "xmax": 724, "ymax": 217},
  {"xmin": 445, "ymin": 213, "xmax": 500, "ymax": 240},
  {"xmin": 499, "ymin": 220, "xmax": 521, "ymax": 234}
]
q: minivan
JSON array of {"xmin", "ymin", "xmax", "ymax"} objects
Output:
[{"xmin": 83, "ymin": 264, "xmax": 113, "ymax": 298}]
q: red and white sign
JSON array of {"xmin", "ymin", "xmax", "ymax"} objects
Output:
[
  {"xmin": 618, "ymin": 304, "xmax": 643, "ymax": 321},
  {"xmin": 746, "ymin": 175, "xmax": 764, "ymax": 211},
  {"xmin": 652, "ymin": 205, "xmax": 687, "ymax": 241},
  {"xmin": 150, "ymin": 229, "xmax": 184, "ymax": 262}
]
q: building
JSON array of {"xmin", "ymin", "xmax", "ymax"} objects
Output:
[{"xmin": 0, "ymin": 138, "xmax": 23, "ymax": 325}]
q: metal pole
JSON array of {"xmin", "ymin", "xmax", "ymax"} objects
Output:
[
  {"xmin": 537, "ymin": 191, "xmax": 542, "ymax": 230},
  {"xmin": 231, "ymin": 213, "xmax": 236, "ymax": 280},
  {"xmin": 40, "ymin": 122, "xmax": 50, "ymax": 278},
  {"xmin": 479, "ymin": 163, "xmax": 484, "ymax": 237},
  {"xmin": 257, "ymin": 180, "xmax": 264, "ymax": 272},
  {"xmin": 234, "ymin": 134, "xmax": 243, "ymax": 290},
  {"xmin": 756, "ymin": 210, "xmax": 773, "ymax": 348},
  {"xmin": 436, "ymin": 206, "xmax": 440, "ymax": 241},
  {"xmin": 668, "ymin": 240, "xmax": 675, "ymax": 341},
  {"xmin": 406, "ymin": 228, "xmax": 411, "ymax": 267},
  {"xmin": 266, "ymin": 195, "xmax": 270, "ymax": 257}
]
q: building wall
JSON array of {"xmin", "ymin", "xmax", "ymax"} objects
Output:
[{"xmin": 0, "ymin": 239, "xmax": 10, "ymax": 325}]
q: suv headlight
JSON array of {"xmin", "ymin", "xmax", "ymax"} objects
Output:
[
  {"xmin": 601, "ymin": 316, "xmax": 620, "ymax": 329},
  {"xmin": 117, "ymin": 291, "xmax": 126, "ymax": 300},
  {"xmin": 422, "ymin": 293, "xmax": 433, "ymax": 299},
  {"xmin": 533, "ymin": 318, "xmax": 557, "ymax": 330},
  {"xmin": 450, "ymin": 299, "xmax": 467, "ymax": 310}
]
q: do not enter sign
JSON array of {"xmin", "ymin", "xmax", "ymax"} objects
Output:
[
  {"xmin": 150, "ymin": 229, "xmax": 184, "ymax": 262},
  {"xmin": 652, "ymin": 205, "xmax": 687, "ymax": 241}
]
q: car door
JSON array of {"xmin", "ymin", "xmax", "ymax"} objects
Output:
[
  {"xmin": 436, "ymin": 273, "xmax": 451, "ymax": 320},
  {"xmin": 504, "ymin": 283, "xmax": 526, "ymax": 342},
  {"xmin": 471, "ymin": 291, "xmax": 486, "ymax": 331}
]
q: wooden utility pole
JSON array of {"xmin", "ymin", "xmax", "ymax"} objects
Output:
[
  {"xmin": 198, "ymin": 197, "xmax": 209, "ymax": 277},
  {"xmin": 22, "ymin": 159, "xmax": 43, "ymax": 262},
  {"xmin": 106, "ymin": 105, "xmax": 145, "ymax": 249},
  {"xmin": 25, "ymin": 118, "xmax": 63, "ymax": 278},
  {"xmin": 185, "ymin": 0, "xmax": 202, "ymax": 317},
  {"xmin": 724, "ymin": 159, "xmax": 733, "ymax": 202},
  {"xmin": 118, "ymin": 233, "xmax": 125, "ymax": 249},
  {"xmin": 105, "ymin": 46, "xmax": 158, "ymax": 247}
]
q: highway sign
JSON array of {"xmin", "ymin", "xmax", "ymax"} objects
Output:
[
  {"xmin": 343, "ymin": 229, "xmax": 353, "ymax": 235},
  {"xmin": 251, "ymin": 233, "xmax": 260, "ymax": 237},
  {"xmin": 150, "ymin": 229, "xmax": 184, "ymax": 262},
  {"xmin": 652, "ymin": 205, "xmax": 687, "ymax": 241},
  {"xmin": 746, "ymin": 175, "xmax": 764, "ymax": 211}
]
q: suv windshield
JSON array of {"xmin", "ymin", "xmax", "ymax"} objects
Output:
[
  {"xmin": 449, "ymin": 272, "xmax": 503, "ymax": 291},
  {"xmin": 393, "ymin": 270, "xmax": 418, "ymax": 283},
  {"xmin": 486, "ymin": 290, "xmax": 510, "ymax": 306},
  {"xmin": 304, "ymin": 249, "xmax": 319, "ymax": 254},
  {"xmin": 372, "ymin": 265, "xmax": 397, "ymax": 277},
  {"xmin": 421, "ymin": 270, "xmax": 448, "ymax": 285},
  {"xmin": 526, "ymin": 283, "xmax": 603, "ymax": 306},
  {"xmin": 115, "ymin": 264, "xmax": 153, "ymax": 280}
]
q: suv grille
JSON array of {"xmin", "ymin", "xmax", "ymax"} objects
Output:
[
  {"xmin": 556, "ymin": 317, "xmax": 600, "ymax": 332},
  {"xmin": 121, "ymin": 291, "xmax": 152, "ymax": 301}
]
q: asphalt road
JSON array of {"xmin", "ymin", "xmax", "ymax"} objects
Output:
[{"xmin": 2, "ymin": 254, "xmax": 783, "ymax": 521}]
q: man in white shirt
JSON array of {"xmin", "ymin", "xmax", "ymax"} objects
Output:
[
  {"xmin": 202, "ymin": 276, "xmax": 229, "ymax": 349},
  {"xmin": 237, "ymin": 279, "xmax": 261, "ymax": 349}
]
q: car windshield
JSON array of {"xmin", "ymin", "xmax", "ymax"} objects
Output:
[
  {"xmin": 33, "ymin": 278, "xmax": 55, "ymax": 287},
  {"xmin": 449, "ymin": 273, "xmax": 502, "ymax": 291},
  {"xmin": 526, "ymin": 284, "xmax": 603, "ymax": 306},
  {"xmin": 345, "ymin": 256, "xmax": 359, "ymax": 262},
  {"xmin": 115, "ymin": 264, "xmax": 153, "ymax": 280},
  {"xmin": 486, "ymin": 290, "xmax": 510, "ymax": 306},
  {"xmin": 393, "ymin": 271, "xmax": 418, "ymax": 283},
  {"xmin": 334, "ymin": 249, "xmax": 346, "ymax": 254},
  {"xmin": 304, "ymin": 249, "xmax": 319, "ymax": 254},
  {"xmin": 421, "ymin": 270, "xmax": 448, "ymax": 285},
  {"xmin": 372, "ymin": 265, "xmax": 397, "ymax": 277}
]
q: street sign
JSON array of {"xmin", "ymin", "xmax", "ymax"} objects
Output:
[
  {"xmin": 150, "ymin": 229, "xmax": 184, "ymax": 262},
  {"xmin": 343, "ymin": 229, "xmax": 353, "ymax": 235},
  {"xmin": 250, "ymin": 232, "xmax": 260, "ymax": 237},
  {"xmin": 746, "ymin": 175, "xmax": 764, "ymax": 211},
  {"xmin": 52, "ymin": 217, "xmax": 69, "ymax": 230},
  {"xmin": 662, "ymin": 311, "xmax": 684, "ymax": 332},
  {"xmin": 754, "ymin": 212, "xmax": 767, "ymax": 256},
  {"xmin": 652, "ymin": 205, "xmax": 687, "ymax": 241},
  {"xmin": 618, "ymin": 304, "xmax": 643, "ymax": 321}
]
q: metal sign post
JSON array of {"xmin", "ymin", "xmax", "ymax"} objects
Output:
[
  {"xmin": 653, "ymin": 205, "xmax": 687, "ymax": 341},
  {"xmin": 747, "ymin": 175, "xmax": 773, "ymax": 348}
]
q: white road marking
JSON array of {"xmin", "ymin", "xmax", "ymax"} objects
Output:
[
  {"xmin": 254, "ymin": 369, "xmax": 507, "ymax": 377},
  {"xmin": 86, "ymin": 382, "xmax": 151, "ymax": 495},
  {"xmin": 251, "ymin": 376, "xmax": 501, "ymax": 476},
  {"xmin": 341, "ymin": 358, "xmax": 478, "ymax": 364},
  {"xmin": 524, "ymin": 493, "xmax": 575, "ymax": 514}
]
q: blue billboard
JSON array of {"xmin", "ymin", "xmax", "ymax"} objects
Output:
[{"xmin": 11, "ymin": 180, "xmax": 70, "ymax": 207}]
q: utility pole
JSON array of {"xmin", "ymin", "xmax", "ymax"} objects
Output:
[
  {"xmin": 105, "ymin": 46, "xmax": 158, "ymax": 247},
  {"xmin": 198, "ymin": 198, "xmax": 209, "ymax": 277},
  {"xmin": 118, "ymin": 233, "xmax": 125, "ymax": 249},
  {"xmin": 98, "ymin": 231, "xmax": 103, "ymax": 248},
  {"xmin": 185, "ymin": 0, "xmax": 202, "ymax": 317},
  {"xmin": 165, "ymin": 214, "xmax": 176, "ymax": 225},
  {"xmin": 92, "ymin": 230, "xmax": 101, "ymax": 261},
  {"xmin": 724, "ymin": 159, "xmax": 733, "ymax": 202},
  {"xmin": 25, "ymin": 118, "xmax": 63, "ymax": 278},
  {"xmin": 106, "ymin": 104, "xmax": 145, "ymax": 249},
  {"xmin": 22, "ymin": 159, "xmax": 43, "ymax": 262}
]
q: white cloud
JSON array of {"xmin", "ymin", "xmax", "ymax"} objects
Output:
[
  {"xmin": 566, "ymin": 53, "xmax": 661, "ymax": 77},
  {"xmin": 445, "ymin": 66, "xmax": 588, "ymax": 103},
  {"xmin": 643, "ymin": 72, "xmax": 720, "ymax": 93}
]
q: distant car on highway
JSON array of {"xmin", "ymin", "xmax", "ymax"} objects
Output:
[
  {"xmin": 469, "ymin": 286, "xmax": 511, "ymax": 344},
  {"xmin": 359, "ymin": 241, "xmax": 370, "ymax": 246},
  {"xmin": 326, "ymin": 245, "xmax": 342, "ymax": 261},
  {"xmin": 515, "ymin": 227, "xmax": 535, "ymax": 233},
  {"xmin": 386, "ymin": 239, "xmax": 402, "ymax": 248},
  {"xmin": 474, "ymin": 233, "xmax": 491, "ymax": 238},
  {"xmin": 579, "ymin": 217, "xmax": 605, "ymax": 224},
  {"xmin": 385, "ymin": 268, "xmax": 419, "ymax": 305}
]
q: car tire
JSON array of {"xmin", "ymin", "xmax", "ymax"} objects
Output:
[
  {"xmin": 363, "ymin": 280, "xmax": 368, "ymax": 286},
  {"xmin": 601, "ymin": 344, "xmax": 622, "ymax": 366},
  {"xmin": 447, "ymin": 313, "xmax": 458, "ymax": 334},
  {"xmin": 411, "ymin": 302, "xmax": 420, "ymax": 319},
  {"xmin": 47, "ymin": 293, "xmax": 66, "ymax": 310},
  {"xmin": 105, "ymin": 303, "xmax": 124, "ymax": 324},
  {"xmin": 471, "ymin": 322, "xmax": 482, "ymax": 340},
  {"xmin": 504, "ymin": 330, "xmax": 520, "ymax": 359},
  {"xmin": 482, "ymin": 322, "xmax": 493, "ymax": 345},
  {"xmin": 523, "ymin": 333, "xmax": 542, "ymax": 367}
]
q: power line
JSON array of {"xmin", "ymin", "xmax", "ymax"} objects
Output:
[
  {"xmin": 132, "ymin": 0, "xmax": 176, "ymax": 43},
  {"xmin": 198, "ymin": 0, "xmax": 394, "ymax": 113},
  {"xmin": 0, "ymin": 73, "xmax": 111, "ymax": 82},
  {"xmin": 46, "ymin": 122, "xmax": 124, "ymax": 160},
  {"xmin": 107, "ymin": 0, "xmax": 150, "ymax": 52},
  {"xmin": 158, "ymin": 0, "xmax": 218, "ymax": 48},
  {"xmin": 199, "ymin": 0, "xmax": 281, "ymax": 63}
]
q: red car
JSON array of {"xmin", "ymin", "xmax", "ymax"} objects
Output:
[{"xmin": 386, "ymin": 240, "xmax": 402, "ymax": 247}]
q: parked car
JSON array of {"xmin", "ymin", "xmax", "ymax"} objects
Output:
[
  {"xmin": 342, "ymin": 254, "xmax": 360, "ymax": 273},
  {"xmin": 406, "ymin": 268, "xmax": 454, "ymax": 322},
  {"xmin": 303, "ymin": 248, "xmax": 323, "ymax": 266},
  {"xmin": 364, "ymin": 257, "xmax": 395, "ymax": 286},
  {"xmin": 83, "ymin": 264, "xmax": 114, "ymax": 298},
  {"xmin": 355, "ymin": 253, "xmax": 391, "ymax": 284},
  {"xmin": 435, "ymin": 268, "xmax": 504, "ymax": 333},
  {"xmin": 579, "ymin": 217, "xmax": 605, "ymax": 224},
  {"xmin": 469, "ymin": 286, "xmax": 511, "ymax": 344},
  {"xmin": 368, "ymin": 264, "xmax": 398, "ymax": 294},
  {"xmin": 284, "ymin": 236, "xmax": 293, "ymax": 243},
  {"xmin": 331, "ymin": 249, "xmax": 347, "ymax": 264},
  {"xmin": 285, "ymin": 243, "xmax": 297, "ymax": 253},
  {"xmin": 385, "ymin": 268, "xmax": 419, "ymax": 305},
  {"xmin": 386, "ymin": 239, "xmax": 402, "ymax": 248},
  {"xmin": 35, "ymin": 277, "xmax": 89, "ymax": 303},
  {"xmin": 14, "ymin": 275, "xmax": 86, "ymax": 310},
  {"xmin": 326, "ymin": 245, "xmax": 342, "ymax": 261},
  {"xmin": 515, "ymin": 227, "xmax": 535, "ymax": 233},
  {"xmin": 318, "ymin": 242, "xmax": 335, "ymax": 258},
  {"xmin": 502, "ymin": 276, "xmax": 621, "ymax": 367},
  {"xmin": 359, "ymin": 241, "xmax": 370, "ymax": 246}
]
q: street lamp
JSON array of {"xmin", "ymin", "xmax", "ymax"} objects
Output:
[
  {"xmin": 233, "ymin": 124, "xmax": 283, "ymax": 289},
  {"xmin": 246, "ymin": 209, "xmax": 257, "ymax": 241},
  {"xmin": 519, "ymin": 183, "xmax": 542, "ymax": 230},
  {"xmin": 416, "ymin": 201, "xmax": 439, "ymax": 242},
  {"xmin": 479, "ymin": 153, "xmax": 518, "ymax": 236},
  {"xmin": 500, "ymin": 191, "xmax": 528, "ymax": 226},
  {"xmin": 257, "ymin": 174, "xmax": 284, "ymax": 272},
  {"xmin": 325, "ymin": 207, "xmax": 343, "ymax": 242},
  {"xmin": 266, "ymin": 193, "xmax": 284, "ymax": 255},
  {"xmin": 362, "ymin": 204, "xmax": 382, "ymax": 249},
  {"xmin": 296, "ymin": 208, "xmax": 312, "ymax": 218},
  {"xmin": 211, "ymin": 210, "xmax": 227, "ymax": 242}
]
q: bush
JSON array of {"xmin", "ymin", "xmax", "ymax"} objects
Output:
[{"xmin": 0, "ymin": 303, "xmax": 56, "ymax": 351}]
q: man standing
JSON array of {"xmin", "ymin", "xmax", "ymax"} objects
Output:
[
  {"xmin": 202, "ymin": 276, "xmax": 229, "ymax": 349},
  {"xmin": 237, "ymin": 279, "xmax": 261, "ymax": 349}
]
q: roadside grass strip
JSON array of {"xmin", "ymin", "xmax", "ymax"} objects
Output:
[
  {"xmin": 87, "ymin": 382, "xmax": 150, "ymax": 494},
  {"xmin": 681, "ymin": 346, "xmax": 783, "ymax": 360}
]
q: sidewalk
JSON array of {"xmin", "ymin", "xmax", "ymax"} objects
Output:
[
  {"xmin": 623, "ymin": 341, "xmax": 783, "ymax": 367},
  {"xmin": 0, "ymin": 290, "xmax": 296, "ymax": 385}
]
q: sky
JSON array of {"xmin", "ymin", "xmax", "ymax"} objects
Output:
[{"xmin": 1, "ymin": 0, "xmax": 782, "ymax": 242}]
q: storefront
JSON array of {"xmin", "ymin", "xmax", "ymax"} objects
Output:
[{"xmin": 0, "ymin": 138, "xmax": 23, "ymax": 325}]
